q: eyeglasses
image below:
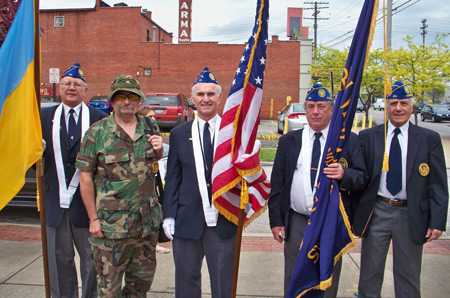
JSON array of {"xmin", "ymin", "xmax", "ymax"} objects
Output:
[
  {"xmin": 113, "ymin": 93, "xmax": 141, "ymax": 102},
  {"xmin": 60, "ymin": 81, "xmax": 86, "ymax": 89}
]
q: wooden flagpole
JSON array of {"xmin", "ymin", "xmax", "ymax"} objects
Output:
[
  {"xmin": 34, "ymin": 0, "xmax": 51, "ymax": 297},
  {"xmin": 231, "ymin": 179, "xmax": 248, "ymax": 298}
]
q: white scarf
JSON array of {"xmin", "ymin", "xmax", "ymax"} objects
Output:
[
  {"xmin": 52, "ymin": 102, "xmax": 90, "ymax": 208},
  {"xmin": 191, "ymin": 116, "xmax": 220, "ymax": 226}
]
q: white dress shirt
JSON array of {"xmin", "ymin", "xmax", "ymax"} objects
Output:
[
  {"xmin": 62, "ymin": 103, "xmax": 82, "ymax": 132},
  {"xmin": 377, "ymin": 121, "xmax": 409, "ymax": 200},
  {"xmin": 196, "ymin": 115, "xmax": 217, "ymax": 147},
  {"xmin": 290, "ymin": 125, "xmax": 329, "ymax": 215}
]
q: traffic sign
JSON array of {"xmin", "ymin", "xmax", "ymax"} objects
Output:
[{"xmin": 49, "ymin": 68, "xmax": 60, "ymax": 83}]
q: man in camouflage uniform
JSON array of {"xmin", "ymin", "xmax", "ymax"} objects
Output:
[{"xmin": 76, "ymin": 74, "xmax": 164, "ymax": 297}]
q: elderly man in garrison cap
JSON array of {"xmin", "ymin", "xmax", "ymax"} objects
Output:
[
  {"xmin": 268, "ymin": 83, "xmax": 368, "ymax": 298},
  {"xmin": 353, "ymin": 81, "xmax": 448, "ymax": 298},
  {"xmin": 76, "ymin": 74, "xmax": 163, "ymax": 297},
  {"xmin": 162, "ymin": 67, "xmax": 237, "ymax": 298},
  {"xmin": 40, "ymin": 63, "xmax": 107, "ymax": 298}
]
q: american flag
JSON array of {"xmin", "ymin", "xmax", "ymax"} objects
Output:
[{"xmin": 212, "ymin": 0, "xmax": 270, "ymax": 227}]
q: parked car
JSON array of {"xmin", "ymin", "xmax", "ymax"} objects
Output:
[
  {"xmin": 277, "ymin": 103, "xmax": 308, "ymax": 134},
  {"xmin": 420, "ymin": 104, "xmax": 450, "ymax": 122},
  {"xmin": 89, "ymin": 95, "xmax": 112, "ymax": 113},
  {"xmin": 356, "ymin": 101, "xmax": 365, "ymax": 112},
  {"xmin": 373, "ymin": 98, "xmax": 384, "ymax": 110},
  {"xmin": 414, "ymin": 101, "xmax": 425, "ymax": 113},
  {"xmin": 141, "ymin": 93, "xmax": 194, "ymax": 129}
]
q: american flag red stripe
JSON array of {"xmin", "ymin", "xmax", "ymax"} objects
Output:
[{"xmin": 212, "ymin": 0, "xmax": 270, "ymax": 227}]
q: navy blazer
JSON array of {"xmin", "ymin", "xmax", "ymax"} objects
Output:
[
  {"xmin": 41, "ymin": 105, "xmax": 107, "ymax": 228},
  {"xmin": 163, "ymin": 121, "xmax": 237, "ymax": 240},
  {"xmin": 268, "ymin": 128, "xmax": 368, "ymax": 241},
  {"xmin": 353, "ymin": 123, "xmax": 448, "ymax": 245}
]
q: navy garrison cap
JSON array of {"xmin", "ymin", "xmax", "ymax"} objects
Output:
[
  {"xmin": 193, "ymin": 67, "xmax": 219, "ymax": 85},
  {"xmin": 306, "ymin": 83, "xmax": 332, "ymax": 102},
  {"xmin": 387, "ymin": 81, "xmax": 413, "ymax": 99},
  {"xmin": 61, "ymin": 63, "xmax": 86, "ymax": 82}
]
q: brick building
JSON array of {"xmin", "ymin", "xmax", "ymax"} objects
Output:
[{"xmin": 40, "ymin": 0, "xmax": 312, "ymax": 119}]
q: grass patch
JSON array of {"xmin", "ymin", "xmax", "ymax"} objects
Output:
[{"xmin": 260, "ymin": 148, "xmax": 277, "ymax": 162}]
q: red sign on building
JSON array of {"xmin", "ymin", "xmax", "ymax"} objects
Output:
[
  {"xmin": 40, "ymin": 87, "xmax": 53, "ymax": 96},
  {"xmin": 178, "ymin": 0, "xmax": 192, "ymax": 43}
]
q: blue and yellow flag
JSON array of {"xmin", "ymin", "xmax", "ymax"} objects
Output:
[
  {"xmin": 0, "ymin": 0, "xmax": 42, "ymax": 210},
  {"xmin": 287, "ymin": 0, "xmax": 379, "ymax": 297}
]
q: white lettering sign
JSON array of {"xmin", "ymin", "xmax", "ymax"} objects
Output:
[
  {"xmin": 181, "ymin": 11, "xmax": 188, "ymax": 18},
  {"xmin": 181, "ymin": 20, "xmax": 188, "ymax": 27},
  {"xmin": 181, "ymin": 2, "xmax": 189, "ymax": 9},
  {"xmin": 180, "ymin": 30, "xmax": 188, "ymax": 37}
]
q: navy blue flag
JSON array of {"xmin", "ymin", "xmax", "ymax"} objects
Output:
[{"xmin": 287, "ymin": 0, "xmax": 379, "ymax": 297}]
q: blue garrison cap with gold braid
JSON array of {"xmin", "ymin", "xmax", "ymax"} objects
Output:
[
  {"xmin": 387, "ymin": 81, "xmax": 412, "ymax": 99},
  {"xmin": 61, "ymin": 63, "xmax": 86, "ymax": 82},
  {"xmin": 306, "ymin": 83, "xmax": 333, "ymax": 102},
  {"xmin": 193, "ymin": 67, "xmax": 219, "ymax": 85}
]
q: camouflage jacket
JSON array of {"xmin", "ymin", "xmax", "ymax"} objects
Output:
[{"xmin": 76, "ymin": 114, "xmax": 162, "ymax": 239}]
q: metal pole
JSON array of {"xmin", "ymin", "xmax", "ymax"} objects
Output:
[{"xmin": 386, "ymin": 0, "xmax": 392, "ymax": 50}]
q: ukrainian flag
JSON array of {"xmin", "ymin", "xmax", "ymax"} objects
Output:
[{"xmin": 0, "ymin": 0, "xmax": 42, "ymax": 210}]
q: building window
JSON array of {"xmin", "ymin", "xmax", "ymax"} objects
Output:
[
  {"xmin": 54, "ymin": 16, "xmax": 64, "ymax": 27},
  {"xmin": 144, "ymin": 68, "xmax": 152, "ymax": 77},
  {"xmin": 147, "ymin": 29, "xmax": 151, "ymax": 41}
]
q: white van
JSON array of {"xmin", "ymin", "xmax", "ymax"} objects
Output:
[{"xmin": 373, "ymin": 98, "xmax": 385, "ymax": 110}]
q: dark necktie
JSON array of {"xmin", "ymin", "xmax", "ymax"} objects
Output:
[
  {"xmin": 68, "ymin": 109, "xmax": 76, "ymax": 147},
  {"xmin": 310, "ymin": 131, "xmax": 322, "ymax": 191},
  {"xmin": 203, "ymin": 122, "xmax": 213, "ymax": 202},
  {"xmin": 203, "ymin": 122, "xmax": 213, "ymax": 173},
  {"xmin": 387, "ymin": 128, "xmax": 402, "ymax": 196}
]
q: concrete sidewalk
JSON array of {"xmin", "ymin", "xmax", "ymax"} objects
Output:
[{"xmin": 0, "ymin": 225, "xmax": 449, "ymax": 297}]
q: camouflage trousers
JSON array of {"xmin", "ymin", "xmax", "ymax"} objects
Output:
[{"xmin": 90, "ymin": 231, "xmax": 158, "ymax": 297}]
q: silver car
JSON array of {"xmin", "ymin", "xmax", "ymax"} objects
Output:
[{"xmin": 277, "ymin": 103, "xmax": 308, "ymax": 134}]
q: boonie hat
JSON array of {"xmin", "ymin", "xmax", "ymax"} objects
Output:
[{"xmin": 109, "ymin": 74, "xmax": 146, "ymax": 100}]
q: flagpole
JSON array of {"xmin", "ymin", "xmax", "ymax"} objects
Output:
[
  {"xmin": 34, "ymin": 0, "xmax": 51, "ymax": 297},
  {"xmin": 231, "ymin": 180, "xmax": 247, "ymax": 298}
]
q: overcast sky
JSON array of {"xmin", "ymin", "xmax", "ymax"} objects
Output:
[{"xmin": 40, "ymin": 0, "xmax": 449, "ymax": 50}]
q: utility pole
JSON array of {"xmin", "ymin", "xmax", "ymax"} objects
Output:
[
  {"xmin": 304, "ymin": 1, "xmax": 329, "ymax": 52},
  {"xmin": 420, "ymin": 18, "xmax": 428, "ymax": 45},
  {"xmin": 386, "ymin": 0, "xmax": 392, "ymax": 50}
]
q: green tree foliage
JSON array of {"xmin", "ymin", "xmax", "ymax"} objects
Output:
[
  {"xmin": 310, "ymin": 35, "xmax": 450, "ymax": 104},
  {"xmin": 310, "ymin": 45, "xmax": 348, "ymax": 96},
  {"xmin": 388, "ymin": 35, "xmax": 450, "ymax": 102}
]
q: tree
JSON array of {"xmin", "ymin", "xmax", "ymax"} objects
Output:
[
  {"xmin": 388, "ymin": 35, "xmax": 450, "ymax": 102},
  {"xmin": 360, "ymin": 49, "xmax": 385, "ymax": 118},
  {"xmin": 0, "ymin": 0, "xmax": 20, "ymax": 47},
  {"xmin": 310, "ymin": 45, "xmax": 348, "ymax": 97}
]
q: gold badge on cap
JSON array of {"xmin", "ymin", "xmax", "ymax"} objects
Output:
[
  {"xmin": 404, "ymin": 86, "xmax": 411, "ymax": 94},
  {"xmin": 339, "ymin": 157, "xmax": 348, "ymax": 168},
  {"xmin": 78, "ymin": 69, "xmax": 84, "ymax": 77},
  {"xmin": 151, "ymin": 161, "xmax": 159, "ymax": 174},
  {"xmin": 318, "ymin": 89, "xmax": 326, "ymax": 98},
  {"xmin": 209, "ymin": 73, "xmax": 216, "ymax": 81},
  {"xmin": 419, "ymin": 163, "xmax": 429, "ymax": 176}
]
